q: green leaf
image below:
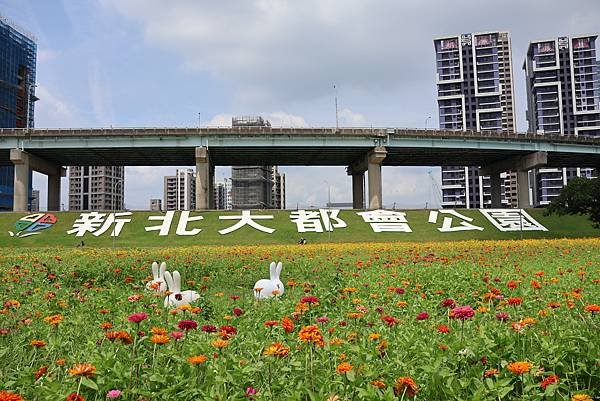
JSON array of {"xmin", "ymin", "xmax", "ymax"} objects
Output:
[{"xmin": 80, "ymin": 377, "xmax": 98, "ymax": 391}]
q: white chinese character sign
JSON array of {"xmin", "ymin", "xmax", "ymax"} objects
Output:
[
  {"xmin": 357, "ymin": 210, "xmax": 412, "ymax": 233},
  {"xmin": 428, "ymin": 210, "xmax": 484, "ymax": 232},
  {"xmin": 290, "ymin": 209, "xmax": 347, "ymax": 233},
  {"xmin": 480, "ymin": 209, "xmax": 548, "ymax": 232},
  {"xmin": 67, "ymin": 212, "xmax": 132, "ymax": 237}
]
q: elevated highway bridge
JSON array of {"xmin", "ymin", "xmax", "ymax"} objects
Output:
[{"xmin": 1, "ymin": 127, "xmax": 599, "ymax": 212}]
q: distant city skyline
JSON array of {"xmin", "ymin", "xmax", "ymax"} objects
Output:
[{"xmin": 1, "ymin": 0, "xmax": 598, "ymax": 210}]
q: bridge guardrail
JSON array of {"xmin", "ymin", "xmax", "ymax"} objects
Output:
[{"xmin": 0, "ymin": 127, "xmax": 599, "ymax": 145}]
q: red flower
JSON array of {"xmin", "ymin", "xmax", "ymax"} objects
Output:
[
  {"xmin": 202, "ymin": 325, "xmax": 217, "ymax": 333},
  {"xmin": 440, "ymin": 298, "xmax": 456, "ymax": 309},
  {"xmin": 437, "ymin": 324, "xmax": 450, "ymax": 333},
  {"xmin": 219, "ymin": 325, "xmax": 237, "ymax": 338},
  {"xmin": 381, "ymin": 315, "xmax": 399, "ymax": 327},
  {"xmin": 300, "ymin": 296, "xmax": 319, "ymax": 304},
  {"xmin": 66, "ymin": 393, "xmax": 85, "ymax": 401},
  {"xmin": 127, "ymin": 312, "xmax": 148, "ymax": 324},
  {"xmin": 451, "ymin": 305, "xmax": 475, "ymax": 320},
  {"xmin": 232, "ymin": 307, "xmax": 244, "ymax": 316},
  {"xmin": 394, "ymin": 287, "xmax": 405, "ymax": 295},
  {"xmin": 177, "ymin": 320, "xmax": 198, "ymax": 331},
  {"xmin": 507, "ymin": 297, "xmax": 522, "ymax": 306},
  {"xmin": 540, "ymin": 374, "xmax": 559, "ymax": 390},
  {"xmin": 416, "ymin": 312, "xmax": 429, "ymax": 321}
]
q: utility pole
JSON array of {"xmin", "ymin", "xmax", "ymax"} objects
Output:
[{"xmin": 334, "ymin": 85, "xmax": 339, "ymax": 130}]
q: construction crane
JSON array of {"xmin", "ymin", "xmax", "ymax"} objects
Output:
[{"xmin": 426, "ymin": 169, "xmax": 443, "ymax": 209}]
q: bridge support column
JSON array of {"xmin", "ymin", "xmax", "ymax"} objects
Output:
[
  {"xmin": 10, "ymin": 149, "xmax": 64, "ymax": 212},
  {"xmin": 517, "ymin": 170, "xmax": 530, "ymax": 208},
  {"xmin": 490, "ymin": 172, "xmax": 502, "ymax": 208},
  {"xmin": 195, "ymin": 147, "xmax": 211, "ymax": 210},
  {"xmin": 346, "ymin": 167, "xmax": 365, "ymax": 209},
  {"xmin": 208, "ymin": 165, "xmax": 215, "ymax": 209},
  {"xmin": 348, "ymin": 147, "xmax": 387, "ymax": 209}
]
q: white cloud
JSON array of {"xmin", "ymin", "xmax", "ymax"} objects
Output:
[
  {"xmin": 34, "ymin": 84, "xmax": 78, "ymax": 128},
  {"xmin": 339, "ymin": 108, "xmax": 366, "ymax": 126},
  {"xmin": 88, "ymin": 59, "xmax": 115, "ymax": 126},
  {"xmin": 37, "ymin": 48, "xmax": 59, "ymax": 63}
]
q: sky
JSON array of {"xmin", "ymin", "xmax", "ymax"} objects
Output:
[{"xmin": 1, "ymin": 0, "xmax": 599, "ymax": 210}]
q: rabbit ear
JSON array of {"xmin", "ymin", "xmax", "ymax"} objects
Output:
[
  {"xmin": 159, "ymin": 262, "xmax": 167, "ymax": 278},
  {"xmin": 151, "ymin": 262, "xmax": 158, "ymax": 279},
  {"xmin": 163, "ymin": 271, "xmax": 174, "ymax": 291},
  {"xmin": 275, "ymin": 262, "xmax": 282, "ymax": 278},
  {"xmin": 172, "ymin": 271, "xmax": 181, "ymax": 292},
  {"xmin": 269, "ymin": 262, "xmax": 277, "ymax": 280}
]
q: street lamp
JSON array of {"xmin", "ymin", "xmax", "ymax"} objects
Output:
[
  {"xmin": 112, "ymin": 177, "xmax": 123, "ymax": 248},
  {"xmin": 425, "ymin": 116, "xmax": 432, "ymax": 129}
]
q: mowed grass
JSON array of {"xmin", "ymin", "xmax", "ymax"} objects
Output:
[
  {"xmin": 0, "ymin": 239, "xmax": 599, "ymax": 400},
  {"xmin": 0, "ymin": 209, "xmax": 598, "ymax": 248}
]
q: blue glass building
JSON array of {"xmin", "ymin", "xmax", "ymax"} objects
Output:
[{"xmin": 0, "ymin": 16, "xmax": 36, "ymax": 211}]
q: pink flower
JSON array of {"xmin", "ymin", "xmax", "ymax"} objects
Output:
[
  {"xmin": 316, "ymin": 316, "xmax": 329, "ymax": 324},
  {"xmin": 245, "ymin": 386, "xmax": 258, "ymax": 398},
  {"xmin": 452, "ymin": 305, "xmax": 475, "ymax": 320},
  {"xmin": 106, "ymin": 389, "xmax": 121, "ymax": 399},
  {"xmin": 495, "ymin": 312, "xmax": 510, "ymax": 322},
  {"xmin": 127, "ymin": 312, "xmax": 148, "ymax": 324},
  {"xmin": 170, "ymin": 331, "xmax": 185, "ymax": 340},
  {"xmin": 416, "ymin": 312, "xmax": 429, "ymax": 321},
  {"xmin": 301, "ymin": 296, "xmax": 319, "ymax": 304},
  {"xmin": 178, "ymin": 320, "xmax": 198, "ymax": 331}
]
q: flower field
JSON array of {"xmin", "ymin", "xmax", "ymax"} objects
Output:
[{"xmin": 1, "ymin": 239, "xmax": 599, "ymax": 400}]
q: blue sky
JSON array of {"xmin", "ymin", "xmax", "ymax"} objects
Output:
[{"xmin": 1, "ymin": 0, "xmax": 599, "ymax": 210}]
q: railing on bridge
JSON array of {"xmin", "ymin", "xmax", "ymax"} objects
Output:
[{"xmin": 0, "ymin": 127, "xmax": 599, "ymax": 145}]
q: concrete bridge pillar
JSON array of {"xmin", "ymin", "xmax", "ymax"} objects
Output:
[
  {"xmin": 195, "ymin": 147, "xmax": 211, "ymax": 210},
  {"xmin": 490, "ymin": 172, "xmax": 502, "ymax": 208},
  {"xmin": 10, "ymin": 149, "xmax": 65, "ymax": 212},
  {"xmin": 208, "ymin": 165, "xmax": 215, "ymax": 209},
  {"xmin": 346, "ymin": 167, "xmax": 365, "ymax": 209},
  {"xmin": 348, "ymin": 147, "xmax": 387, "ymax": 210},
  {"xmin": 517, "ymin": 170, "xmax": 530, "ymax": 208}
]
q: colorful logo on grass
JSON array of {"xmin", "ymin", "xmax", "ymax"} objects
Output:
[{"xmin": 9, "ymin": 213, "xmax": 57, "ymax": 238}]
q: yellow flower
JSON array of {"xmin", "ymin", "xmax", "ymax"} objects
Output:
[
  {"xmin": 571, "ymin": 394, "xmax": 593, "ymax": 401},
  {"xmin": 507, "ymin": 361, "xmax": 533, "ymax": 375}
]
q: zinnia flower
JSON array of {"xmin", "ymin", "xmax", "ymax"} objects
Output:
[
  {"xmin": 127, "ymin": 312, "xmax": 148, "ymax": 324},
  {"xmin": 30, "ymin": 339, "xmax": 47, "ymax": 348},
  {"xmin": 264, "ymin": 342, "xmax": 290, "ymax": 357},
  {"xmin": 440, "ymin": 298, "xmax": 456, "ymax": 308},
  {"xmin": 495, "ymin": 312, "xmax": 510, "ymax": 322},
  {"xmin": 232, "ymin": 307, "xmax": 244, "ymax": 316},
  {"xmin": 0, "ymin": 390, "xmax": 24, "ymax": 401},
  {"xmin": 416, "ymin": 312, "xmax": 429, "ymax": 321},
  {"xmin": 245, "ymin": 386, "xmax": 258, "ymax": 398},
  {"xmin": 65, "ymin": 393, "xmax": 84, "ymax": 401},
  {"xmin": 297, "ymin": 325, "xmax": 325, "ymax": 346},
  {"xmin": 437, "ymin": 324, "xmax": 450, "ymax": 333},
  {"xmin": 106, "ymin": 389, "xmax": 121, "ymax": 399},
  {"xmin": 507, "ymin": 361, "xmax": 533, "ymax": 375},
  {"xmin": 300, "ymin": 296, "xmax": 319, "ymax": 304},
  {"xmin": 150, "ymin": 334, "xmax": 170, "ymax": 345},
  {"xmin": 336, "ymin": 362, "xmax": 353, "ymax": 374},
  {"xmin": 201, "ymin": 325, "xmax": 217, "ymax": 333},
  {"xmin": 69, "ymin": 363, "xmax": 96, "ymax": 377},
  {"xmin": 571, "ymin": 394, "xmax": 593, "ymax": 401},
  {"xmin": 540, "ymin": 374, "xmax": 559, "ymax": 389},
  {"xmin": 281, "ymin": 316, "xmax": 294, "ymax": 333},
  {"xmin": 393, "ymin": 376, "xmax": 418, "ymax": 397},
  {"xmin": 177, "ymin": 320, "xmax": 198, "ymax": 331},
  {"xmin": 188, "ymin": 354, "xmax": 208, "ymax": 365},
  {"xmin": 452, "ymin": 305, "xmax": 475, "ymax": 320}
]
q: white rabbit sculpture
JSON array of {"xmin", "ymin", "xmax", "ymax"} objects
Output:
[
  {"xmin": 145, "ymin": 262, "xmax": 168, "ymax": 292},
  {"xmin": 253, "ymin": 261, "xmax": 284, "ymax": 299},
  {"xmin": 163, "ymin": 270, "xmax": 200, "ymax": 308}
]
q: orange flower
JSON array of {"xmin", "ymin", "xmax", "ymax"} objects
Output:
[
  {"xmin": 150, "ymin": 334, "xmax": 170, "ymax": 345},
  {"xmin": 507, "ymin": 361, "xmax": 533, "ymax": 375},
  {"xmin": 336, "ymin": 362, "xmax": 353, "ymax": 374},
  {"xmin": 584, "ymin": 304, "xmax": 600, "ymax": 313},
  {"xmin": 264, "ymin": 342, "xmax": 290, "ymax": 357},
  {"xmin": 188, "ymin": 354, "xmax": 208, "ymax": 365},
  {"xmin": 484, "ymin": 369, "xmax": 499, "ymax": 377},
  {"xmin": 30, "ymin": 339, "xmax": 47, "ymax": 348},
  {"xmin": 393, "ymin": 376, "xmax": 418, "ymax": 397},
  {"xmin": 281, "ymin": 316, "xmax": 294, "ymax": 333},
  {"xmin": 151, "ymin": 327, "xmax": 167, "ymax": 335},
  {"xmin": 100, "ymin": 322, "xmax": 113, "ymax": 330},
  {"xmin": 68, "ymin": 363, "xmax": 96, "ymax": 377},
  {"xmin": 35, "ymin": 365, "xmax": 48, "ymax": 380},
  {"xmin": 264, "ymin": 320, "xmax": 279, "ymax": 327},
  {"xmin": 370, "ymin": 380, "xmax": 386, "ymax": 389},
  {"xmin": 44, "ymin": 314, "xmax": 63, "ymax": 325},
  {"xmin": 0, "ymin": 390, "xmax": 24, "ymax": 401},
  {"xmin": 212, "ymin": 339, "xmax": 229, "ymax": 348},
  {"xmin": 298, "ymin": 325, "xmax": 324, "ymax": 347}
]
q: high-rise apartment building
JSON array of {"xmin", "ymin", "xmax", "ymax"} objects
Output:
[
  {"xmin": 31, "ymin": 189, "xmax": 39, "ymax": 211},
  {"xmin": 68, "ymin": 166, "xmax": 124, "ymax": 210},
  {"xmin": 524, "ymin": 34, "xmax": 600, "ymax": 206},
  {"xmin": 150, "ymin": 198, "xmax": 162, "ymax": 211},
  {"xmin": 214, "ymin": 179, "xmax": 233, "ymax": 210},
  {"xmin": 0, "ymin": 16, "xmax": 36, "ymax": 211},
  {"xmin": 164, "ymin": 169, "xmax": 196, "ymax": 211},
  {"xmin": 434, "ymin": 31, "xmax": 517, "ymax": 208},
  {"xmin": 231, "ymin": 116, "xmax": 286, "ymax": 209}
]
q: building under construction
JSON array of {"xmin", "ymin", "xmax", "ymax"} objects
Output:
[{"xmin": 231, "ymin": 116, "xmax": 285, "ymax": 209}]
